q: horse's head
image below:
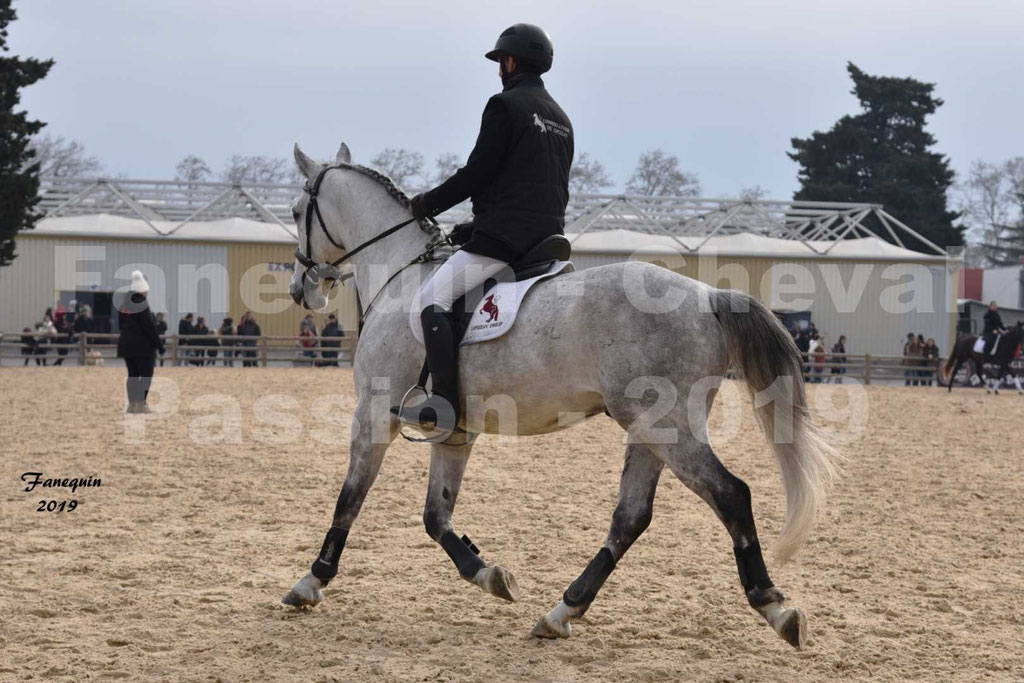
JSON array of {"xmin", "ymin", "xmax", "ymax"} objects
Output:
[{"xmin": 288, "ymin": 142, "xmax": 354, "ymax": 311}]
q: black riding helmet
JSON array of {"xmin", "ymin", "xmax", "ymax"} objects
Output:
[{"xmin": 485, "ymin": 23, "xmax": 553, "ymax": 74}]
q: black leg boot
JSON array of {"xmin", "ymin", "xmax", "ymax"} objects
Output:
[{"xmin": 392, "ymin": 305, "xmax": 460, "ymax": 433}]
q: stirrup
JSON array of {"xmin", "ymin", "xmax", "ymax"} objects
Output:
[{"xmin": 393, "ymin": 384, "xmax": 459, "ymax": 444}]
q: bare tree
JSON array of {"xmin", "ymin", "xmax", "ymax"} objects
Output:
[
  {"xmin": 569, "ymin": 152, "xmax": 613, "ymax": 194},
  {"xmin": 369, "ymin": 148, "xmax": 424, "ymax": 188},
  {"xmin": 625, "ymin": 149, "xmax": 701, "ymax": 197},
  {"xmin": 29, "ymin": 134, "xmax": 102, "ymax": 177},
  {"xmin": 432, "ymin": 153, "xmax": 461, "ymax": 186},
  {"xmin": 221, "ymin": 154, "xmax": 293, "ymax": 184},
  {"xmin": 959, "ymin": 158, "xmax": 1024, "ymax": 266},
  {"xmin": 175, "ymin": 155, "xmax": 211, "ymax": 183},
  {"xmin": 739, "ymin": 185, "xmax": 770, "ymax": 201}
]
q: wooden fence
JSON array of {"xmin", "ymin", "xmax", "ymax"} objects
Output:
[
  {"xmin": 4, "ymin": 333, "xmax": 1020, "ymax": 386},
  {"xmin": 0, "ymin": 332, "xmax": 357, "ymax": 367}
]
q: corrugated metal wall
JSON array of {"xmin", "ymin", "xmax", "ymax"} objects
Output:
[
  {"xmin": 1, "ymin": 235, "xmax": 229, "ymax": 333},
  {"xmin": 227, "ymin": 243, "xmax": 359, "ymax": 338},
  {"xmin": 0, "ymin": 236, "xmax": 56, "ymax": 332},
  {"xmin": 570, "ymin": 251, "xmax": 957, "ymax": 356},
  {"xmin": 2, "ymin": 235, "xmax": 955, "ymax": 356}
]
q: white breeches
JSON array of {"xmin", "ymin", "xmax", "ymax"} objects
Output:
[{"xmin": 417, "ymin": 250, "xmax": 508, "ymax": 312}]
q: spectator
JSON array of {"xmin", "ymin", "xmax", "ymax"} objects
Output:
[
  {"xmin": 299, "ymin": 313, "xmax": 319, "ymax": 364},
  {"xmin": 808, "ymin": 332, "xmax": 826, "ymax": 383},
  {"xmin": 219, "ymin": 317, "xmax": 236, "ymax": 367},
  {"xmin": 35, "ymin": 317, "xmax": 57, "ymax": 365},
  {"xmin": 321, "ymin": 314, "xmax": 343, "ymax": 367},
  {"xmin": 903, "ymin": 333, "xmax": 923, "ymax": 386},
  {"xmin": 116, "ymin": 271, "xmax": 164, "ymax": 413},
  {"xmin": 795, "ymin": 328, "xmax": 811, "ymax": 377},
  {"xmin": 192, "ymin": 317, "xmax": 213, "ymax": 366},
  {"xmin": 830, "ymin": 335, "xmax": 847, "ymax": 383},
  {"xmin": 922, "ymin": 338, "xmax": 940, "ymax": 387},
  {"xmin": 20, "ymin": 327, "xmax": 38, "ymax": 366},
  {"xmin": 237, "ymin": 312, "xmax": 261, "ymax": 367},
  {"xmin": 154, "ymin": 313, "xmax": 168, "ymax": 366},
  {"xmin": 177, "ymin": 313, "xmax": 195, "ymax": 366},
  {"xmin": 53, "ymin": 306, "xmax": 71, "ymax": 366},
  {"xmin": 72, "ymin": 305, "xmax": 94, "ymax": 354}
]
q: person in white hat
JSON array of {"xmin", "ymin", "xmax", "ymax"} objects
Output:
[{"xmin": 116, "ymin": 270, "xmax": 164, "ymax": 413}]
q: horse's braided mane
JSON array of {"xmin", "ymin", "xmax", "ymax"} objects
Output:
[{"xmin": 334, "ymin": 162, "xmax": 442, "ymax": 240}]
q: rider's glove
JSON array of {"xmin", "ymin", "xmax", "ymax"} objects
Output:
[
  {"xmin": 449, "ymin": 222, "xmax": 473, "ymax": 246},
  {"xmin": 410, "ymin": 194, "xmax": 429, "ymax": 221}
]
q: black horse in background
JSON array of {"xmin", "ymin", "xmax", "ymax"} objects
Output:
[{"xmin": 943, "ymin": 322, "xmax": 1024, "ymax": 394}]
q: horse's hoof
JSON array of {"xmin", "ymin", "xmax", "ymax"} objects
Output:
[
  {"xmin": 281, "ymin": 573, "xmax": 323, "ymax": 608},
  {"xmin": 531, "ymin": 615, "xmax": 571, "ymax": 639},
  {"xmin": 480, "ymin": 565, "xmax": 521, "ymax": 603},
  {"xmin": 776, "ymin": 607, "xmax": 807, "ymax": 649}
]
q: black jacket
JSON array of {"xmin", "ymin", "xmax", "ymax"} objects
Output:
[
  {"xmin": 178, "ymin": 319, "xmax": 194, "ymax": 336},
  {"xmin": 322, "ymin": 321, "xmax": 343, "ymax": 347},
  {"xmin": 422, "ymin": 72, "xmax": 573, "ymax": 261},
  {"xmin": 983, "ymin": 309, "xmax": 1005, "ymax": 336},
  {"xmin": 117, "ymin": 296, "xmax": 164, "ymax": 358}
]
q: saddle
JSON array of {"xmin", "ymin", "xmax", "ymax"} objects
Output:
[{"xmin": 410, "ymin": 234, "xmax": 574, "ymax": 347}]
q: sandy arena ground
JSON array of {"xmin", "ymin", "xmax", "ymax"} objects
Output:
[{"xmin": 1, "ymin": 366, "xmax": 1023, "ymax": 682}]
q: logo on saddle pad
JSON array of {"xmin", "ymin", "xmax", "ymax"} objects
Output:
[
  {"xmin": 410, "ymin": 261, "xmax": 575, "ymax": 348},
  {"xmin": 480, "ymin": 294, "xmax": 500, "ymax": 322}
]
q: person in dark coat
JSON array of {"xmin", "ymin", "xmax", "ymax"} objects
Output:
[
  {"xmin": 20, "ymin": 327, "xmax": 37, "ymax": 366},
  {"xmin": 321, "ymin": 313, "xmax": 343, "ymax": 367},
  {"xmin": 177, "ymin": 313, "xmax": 194, "ymax": 366},
  {"xmin": 154, "ymin": 313, "xmax": 168, "ymax": 366},
  {"xmin": 236, "ymin": 312, "xmax": 261, "ymax": 367},
  {"xmin": 393, "ymin": 23, "xmax": 572, "ymax": 435},
  {"xmin": 982, "ymin": 301, "xmax": 1007, "ymax": 356},
  {"xmin": 219, "ymin": 317, "xmax": 236, "ymax": 367},
  {"xmin": 116, "ymin": 271, "xmax": 164, "ymax": 413},
  {"xmin": 192, "ymin": 316, "xmax": 215, "ymax": 366}
]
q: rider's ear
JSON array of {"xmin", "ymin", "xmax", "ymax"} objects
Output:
[
  {"xmin": 335, "ymin": 143, "xmax": 352, "ymax": 165},
  {"xmin": 293, "ymin": 143, "xmax": 319, "ymax": 179}
]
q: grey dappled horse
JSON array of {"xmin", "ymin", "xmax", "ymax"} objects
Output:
[{"xmin": 282, "ymin": 143, "xmax": 839, "ymax": 649}]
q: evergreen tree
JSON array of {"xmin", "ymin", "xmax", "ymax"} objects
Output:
[
  {"xmin": 0, "ymin": 1, "xmax": 53, "ymax": 267},
  {"xmin": 789, "ymin": 63, "xmax": 962, "ymax": 251}
]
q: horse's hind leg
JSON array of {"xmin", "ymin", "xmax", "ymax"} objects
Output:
[
  {"xmin": 532, "ymin": 444, "xmax": 663, "ymax": 638},
  {"xmin": 282, "ymin": 409, "xmax": 393, "ymax": 608},
  {"xmin": 652, "ymin": 438, "xmax": 806, "ymax": 649},
  {"xmin": 424, "ymin": 438, "xmax": 521, "ymax": 602}
]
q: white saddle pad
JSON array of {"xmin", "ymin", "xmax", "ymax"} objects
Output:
[
  {"xmin": 411, "ymin": 261, "xmax": 574, "ymax": 346},
  {"xmin": 974, "ymin": 335, "xmax": 1001, "ymax": 354}
]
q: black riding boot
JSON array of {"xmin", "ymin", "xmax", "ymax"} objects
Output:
[{"xmin": 392, "ymin": 306, "xmax": 460, "ymax": 433}]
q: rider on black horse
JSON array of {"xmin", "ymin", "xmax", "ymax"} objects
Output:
[
  {"xmin": 982, "ymin": 301, "xmax": 1008, "ymax": 355},
  {"xmin": 391, "ymin": 23, "xmax": 574, "ymax": 434}
]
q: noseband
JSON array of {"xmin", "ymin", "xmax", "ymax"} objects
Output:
[{"xmin": 295, "ymin": 164, "xmax": 445, "ymax": 321}]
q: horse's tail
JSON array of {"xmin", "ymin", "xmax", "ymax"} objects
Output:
[{"xmin": 711, "ymin": 289, "xmax": 841, "ymax": 564}]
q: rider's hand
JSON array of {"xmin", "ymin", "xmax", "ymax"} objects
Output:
[{"xmin": 410, "ymin": 194, "xmax": 429, "ymax": 221}]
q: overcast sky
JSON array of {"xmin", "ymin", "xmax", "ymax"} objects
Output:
[{"xmin": 10, "ymin": 0, "xmax": 1024, "ymax": 198}]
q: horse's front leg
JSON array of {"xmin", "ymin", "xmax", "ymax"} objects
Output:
[
  {"xmin": 424, "ymin": 438, "xmax": 521, "ymax": 603},
  {"xmin": 283, "ymin": 399, "xmax": 396, "ymax": 608}
]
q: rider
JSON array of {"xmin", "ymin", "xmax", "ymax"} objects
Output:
[
  {"xmin": 982, "ymin": 301, "xmax": 1007, "ymax": 355},
  {"xmin": 392, "ymin": 23, "xmax": 574, "ymax": 433}
]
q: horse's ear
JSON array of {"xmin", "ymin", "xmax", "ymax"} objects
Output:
[
  {"xmin": 293, "ymin": 143, "xmax": 318, "ymax": 179},
  {"xmin": 335, "ymin": 142, "xmax": 352, "ymax": 165}
]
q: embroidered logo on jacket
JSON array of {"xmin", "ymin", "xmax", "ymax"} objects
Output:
[{"xmin": 532, "ymin": 113, "xmax": 570, "ymax": 138}]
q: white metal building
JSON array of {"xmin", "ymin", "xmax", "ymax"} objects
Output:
[{"xmin": 0, "ymin": 176, "xmax": 961, "ymax": 356}]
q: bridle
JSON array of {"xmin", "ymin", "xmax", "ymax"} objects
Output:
[{"xmin": 294, "ymin": 164, "xmax": 447, "ymax": 323}]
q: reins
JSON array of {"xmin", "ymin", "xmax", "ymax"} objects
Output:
[{"xmin": 294, "ymin": 164, "xmax": 449, "ymax": 327}]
